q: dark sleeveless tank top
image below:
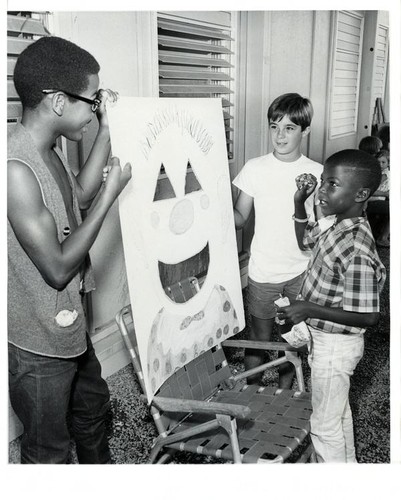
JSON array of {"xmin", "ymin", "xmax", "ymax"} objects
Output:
[{"xmin": 8, "ymin": 124, "xmax": 95, "ymax": 357}]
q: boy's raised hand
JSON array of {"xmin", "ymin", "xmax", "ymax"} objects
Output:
[
  {"xmin": 96, "ymin": 88, "xmax": 119, "ymax": 129},
  {"xmin": 294, "ymin": 173, "xmax": 318, "ymax": 203}
]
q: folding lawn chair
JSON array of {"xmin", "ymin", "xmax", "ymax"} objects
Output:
[{"xmin": 115, "ymin": 276, "xmax": 314, "ymax": 464}]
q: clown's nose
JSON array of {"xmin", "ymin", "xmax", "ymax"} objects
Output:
[{"xmin": 169, "ymin": 199, "xmax": 194, "ymax": 234}]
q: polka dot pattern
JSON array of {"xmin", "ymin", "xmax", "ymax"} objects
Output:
[{"xmin": 147, "ymin": 285, "xmax": 241, "ymax": 397}]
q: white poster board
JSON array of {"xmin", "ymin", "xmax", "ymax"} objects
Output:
[{"xmin": 108, "ymin": 98, "xmax": 245, "ymax": 401}]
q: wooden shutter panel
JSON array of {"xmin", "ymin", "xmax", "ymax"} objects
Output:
[
  {"xmin": 7, "ymin": 12, "xmax": 49, "ymax": 129},
  {"xmin": 329, "ymin": 11, "xmax": 364, "ymax": 138},
  {"xmin": 371, "ymin": 23, "xmax": 389, "ymax": 120},
  {"xmin": 157, "ymin": 14, "xmax": 235, "ymax": 160}
]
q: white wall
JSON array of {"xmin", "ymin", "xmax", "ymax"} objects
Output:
[{"xmin": 55, "ymin": 11, "xmax": 157, "ymax": 97}]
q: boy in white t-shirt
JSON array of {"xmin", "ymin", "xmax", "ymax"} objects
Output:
[{"xmin": 233, "ymin": 93, "xmax": 323, "ymax": 387}]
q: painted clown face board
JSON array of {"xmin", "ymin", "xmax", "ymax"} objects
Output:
[{"xmin": 108, "ymin": 98, "xmax": 245, "ymax": 401}]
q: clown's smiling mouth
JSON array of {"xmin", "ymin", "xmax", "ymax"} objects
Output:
[{"xmin": 158, "ymin": 242, "xmax": 210, "ymax": 303}]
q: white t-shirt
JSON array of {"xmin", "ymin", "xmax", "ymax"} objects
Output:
[{"xmin": 233, "ymin": 153, "xmax": 323, "ymax": 283}]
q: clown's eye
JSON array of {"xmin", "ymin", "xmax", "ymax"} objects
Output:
[
  {"xmin": 153, "ymin": 163, "xmax": 176, "ymax": 201},
  {"xmin": 185, "ymin": 160, "xmax": 202, "ymax": 194}
]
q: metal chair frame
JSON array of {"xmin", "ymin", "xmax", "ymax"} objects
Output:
[{"xmin": 115, "ymin": 277, "xmax": 314, "ymax": 464}]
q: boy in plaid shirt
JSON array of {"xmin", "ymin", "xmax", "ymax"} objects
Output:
[{"xmin": 277, "ymin": 149, "xmax": 386, "ymax": 462}]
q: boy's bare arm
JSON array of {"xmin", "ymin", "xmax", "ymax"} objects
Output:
[
  {"xmin": 293, "ymin": 174, "xmax": 318, "ymax": 250},
  {"xmin": 75, "ymin": 89, "xmax": 117, "ymax": 210},
  {"xmin": 233, "ymin": 190, "xmax": 253, "ymax": 229},
  {"xmin": 7, "ymin": 157, "xmax": 131, "ymax": 290},
  {"xmin": 278, "ymin": 300, "xmax": 380, "ymax": 328}
]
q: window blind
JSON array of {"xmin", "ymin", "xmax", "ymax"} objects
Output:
[
  {"xmin": 329, "ymin": 11, "xmax": 364, "ymax": 138},
  {"xmin": 371, "ymin": 23, "xmax": 389, "ymax": 119},
  {"xmin": 7, "ymin": 12, "xmax": 49, "ymax": 128},
  {"xmin": 157, "ymin": 15, "xmax": 235, "ymax": 159}
]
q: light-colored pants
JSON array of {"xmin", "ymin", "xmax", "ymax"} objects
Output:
[{"xmin": 308, "ymin": 328, "xmax": 364, "ymax": 463}]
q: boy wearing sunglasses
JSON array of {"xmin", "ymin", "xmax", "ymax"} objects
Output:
[{"xmin": 8, "ymin": 36, "xmax": 132, "ymax": 463}]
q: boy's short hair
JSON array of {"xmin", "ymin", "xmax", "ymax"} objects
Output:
[
  {"xmin": 268, "ymin": 93, "xmax": 313, "ymax": 131},
  {"xmin": 376, "ymin": 149, "xmax": 390, "ymax": 161},
  {"xmin": 325, "ymin": 149, "xmax": 382, "ymax": 196},
  {"xmin": 14, "ymin": 36, "xmax": 100, "ymax": 109},
  {"xmin": 358, "ymin": 135, "xmax": 383, "ymax": 155}
]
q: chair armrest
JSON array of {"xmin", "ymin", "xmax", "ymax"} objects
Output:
[
  {"xmin": 222, "ymin": 339, "xmax": 306, "ymax": 352},
  {"xmin": 150, "ymin": 395, "xmax": 251, "ymax": 419}
]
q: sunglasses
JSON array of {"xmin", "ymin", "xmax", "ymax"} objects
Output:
[{"xmin": 42, "ymin": 89, "xmax": 102, "ymax": 113}]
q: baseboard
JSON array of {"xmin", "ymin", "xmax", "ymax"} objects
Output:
[{"xmin": 92, "ymin": 322, "xmax": 131, "ymax": 379}]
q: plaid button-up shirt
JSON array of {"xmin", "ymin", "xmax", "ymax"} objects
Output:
[{"xmin": 299, "ymin": 216, "xmax": 386, "ymax": 334}]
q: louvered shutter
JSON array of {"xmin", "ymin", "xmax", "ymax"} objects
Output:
[
  {"xmin": 328, "ymin": 11, "xmax": 364, "ymax": 138},
  {"xmin": 371, "ymin": 23, "xmax": 389, "ymax": 120},
  {"xmin": 7, "ymin": 12, "xmax": 49, "ymax": 131},
  {"xmin": 157, "ymin": 14, "xmax": 235, "ymax": 160}
]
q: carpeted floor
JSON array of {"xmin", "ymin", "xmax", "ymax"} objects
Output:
[{"xmin": 8, "ymin": 245, "xmax": 390, "ymax": 464}]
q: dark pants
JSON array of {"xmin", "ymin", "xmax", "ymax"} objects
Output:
[
  {"xmin": 367, "ymin": 200, "xmax": 389, "ymax": 239},
  {"xmin": 9, "ymin": 334, "xmax": 111, "ymax": 464}
]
